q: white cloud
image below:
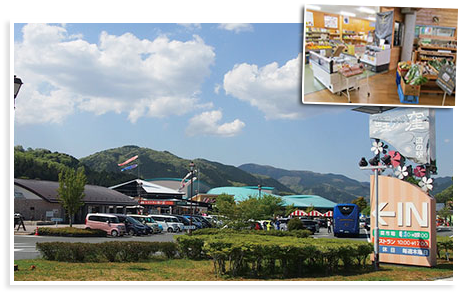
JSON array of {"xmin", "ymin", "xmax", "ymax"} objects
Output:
[
  {"xmin": 218, "ymin": 23, "xmax": 253, "ymax": 33},
  {"xmin": 223, "ymin": 54, "xmax": 342, "ymax": 120},
  {"xmin": 186, "ymin": 110, "xmax": 245, "ymax": 137},
  {"xmin": 214, "ymin": 83, "xmax": 221, "ymax": 94},
  {"xmin": 14, "ymin": 24, "xmax": 216, "ymax": 125},
  {"xmin": 178, "ymin": 23, "xmax": 202, "ymax": 30}
]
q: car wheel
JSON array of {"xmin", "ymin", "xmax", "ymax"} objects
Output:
[
  {"xmin": 111, "ymin": 230, "xmax": 118, "ymax": 237},
  {"xmin": 128, "ymin": 229, "xmax": 135, "ymax": 236},
  {"xmin": 167, "ymin": 227, "xmax": 173, "ymax": 233}
]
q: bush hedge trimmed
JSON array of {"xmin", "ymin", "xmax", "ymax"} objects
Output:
[
  {"xmin": 437, "ymin": 236, "xmax": 453, "ymax": 259},
  {"xmin": 36, "ymin": 241, "xmax": 178, "ymax": 262},
  {"xmin": 176, "ymin": 234, "xmax": 373, "ymax": 278},
  {"xmin": 37, "ymin": 227, "xmax": 107, "ymax": 237}
]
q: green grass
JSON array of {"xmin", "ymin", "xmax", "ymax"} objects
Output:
[{"xmin": 14, "ymin": 257, "xmax": 452, "ymax": 281}]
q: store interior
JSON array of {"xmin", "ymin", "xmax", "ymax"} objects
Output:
[{"xmin": 302, "ymin": 5, "xmax": 457, "ymax": 106}]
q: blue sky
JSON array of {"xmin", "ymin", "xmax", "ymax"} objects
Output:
[{"xmin": 13, "ymin": 23, "xmax": 453, "ymax": 182}]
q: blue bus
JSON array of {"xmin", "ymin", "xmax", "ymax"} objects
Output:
[{"xmin": 333, "ymin": 204, "xmax": 360, "ymax": 237}]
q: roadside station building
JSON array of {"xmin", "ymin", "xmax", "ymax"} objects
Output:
[
  {"xmin": 203, "ymin": 186, "xmax": 336, "ymax": 214},
  {"xmin": 14, "ymin": 178, "xmax": 138, "ymax": 223},
  {"xmin": 109, "ymin": 179, "xmax": 210, "ymax": 215}
]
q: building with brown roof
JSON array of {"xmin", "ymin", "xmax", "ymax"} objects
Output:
[{"xmin": 14, "ymin": 178, "xmax": 137, "ymax": 223}]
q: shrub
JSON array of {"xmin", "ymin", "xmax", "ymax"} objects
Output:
[
  {"xmin": 287, "ymin": 218, "xmax": 303, "ymax": 231},
  {"xmin": 38, "ymin": 227, "xmax": 107, "ymax": 237},
  {"xmin": 175, "ymin": 236, "xmax": 205, "ymax": 259}
]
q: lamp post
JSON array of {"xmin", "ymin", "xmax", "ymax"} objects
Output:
[
  {"xmin": 188, "ymin": 161, "xmax": 195, "ymax": 236},
  {"xmin": 14, "ymin": 75, "xmax": 23, "ymax": 108}
]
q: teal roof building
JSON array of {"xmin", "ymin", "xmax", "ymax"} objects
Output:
[{"xmin": 206, "ymin": 187, "xmax": 336, "ymax": 210}]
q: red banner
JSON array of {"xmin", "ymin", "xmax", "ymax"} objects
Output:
[
  {"xmin": 139, "ymin": 200, "xmax": 175, "ymax": 206},
  {"xmin": 379, "ymin": 237, "xmax": 430, "ymax": 248}
]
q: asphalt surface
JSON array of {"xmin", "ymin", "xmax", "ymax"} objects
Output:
[{"xmin": 13, "ymin": 226, "xmax": 453, "ymax": 260}]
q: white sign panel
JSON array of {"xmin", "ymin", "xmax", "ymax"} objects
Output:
[{"xmin": 369, "ymin": 108, "xmax": 436, "ymax": 165}]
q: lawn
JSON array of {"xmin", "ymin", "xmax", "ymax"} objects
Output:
[{"xmin": 14, "ymin": 257, "xmax": 453, "ymax": 281}]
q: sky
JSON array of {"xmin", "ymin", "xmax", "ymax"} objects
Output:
[{"xmin": 12, "ymin": 22, "xmax": 453, "ymax": 182}]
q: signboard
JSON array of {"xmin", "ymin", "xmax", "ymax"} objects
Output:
[
  {"xmin": 51, "ymin": 218, "xmax": 63, "ymax": 222},
  {"xmin": 184, "ymin": 225, "xmax": 197, "ymax": 230},
  {"xmin": 305, "ymin": 10, "xmax": 314, "ymax": 26},
  {"xmin": 369, "ymin": 108, "xmax": 436, "ymax": 165},
  {"xmin": 139, "ymin": 200, "xmax": 175, "ymax": 206},
  {"xmin": 370, "ymin": 176, "xmax": 436, "ymax": 267},
  {"xmin": 46, "ymin": 211, "xmax": 54, "ymax": 217},
  {"xmin": 436, "ymin": 64, "xmax": 456, "ymax": 95},
  {"xmin": 324, "ymin": 15, "xmax": 338, "ymax": 28}
]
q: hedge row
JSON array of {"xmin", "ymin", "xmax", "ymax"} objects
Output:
[
  {"xmin": 36, "ymin": 241, "xmax": 177, "ymax": 262},
  {"xmin": 437, "ymin": 236, "xmax": 453, "ymax": 259},
  {"xmin": 192, "ymin": 228, "xmax": 313, "ymax": 238},
  {"xmin": 37, "ymin": 227, "xmax": 107, "ymax": 237},
  {"xmin": 176, "ymin": 234, "xmax": 373, "ymax": 278}
]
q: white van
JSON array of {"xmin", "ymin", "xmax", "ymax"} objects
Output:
[{"xmin": 149, "ymin": 214, "xmax": 181, "ymax": 233}]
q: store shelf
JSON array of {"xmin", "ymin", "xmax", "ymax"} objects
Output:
[
  {"xmin": 419, "ymin": 45, "xmax": 457, "ymax": 51},
  {"xmin": 419, "ymin": 34, "xmax": 457, "ymax": 41}
]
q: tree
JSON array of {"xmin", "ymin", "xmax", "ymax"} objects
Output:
[
  {"xmin": 438, "ymin": 206, "xmax": 452, "ymax": 225},
  {"xmin": 351, "ymin": 196, "xmax": 368, "ymax": 212},
  {"xmin": 57, "ymin": 167, "xmax": 87, "ymax": 227},
  {"xmin": 287, "ymin": 218, "xmax": 303, "ymax": 231},
  {"xmin": 304, "ymin": 205, "xmax": 315, "ymax": 214}
]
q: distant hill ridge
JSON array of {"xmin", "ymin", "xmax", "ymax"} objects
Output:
[{"xmin": 14, "ymin": 145, "xmax": 452, "ymax": 203}]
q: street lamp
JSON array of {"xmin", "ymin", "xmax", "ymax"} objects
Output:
[
  {"xmin": 14, "ymin": 75, "xmax": 23, "ymax": 108},
  {"xmin": 188, "ymin": 161, "xmax": 195, "ymax": 235}
]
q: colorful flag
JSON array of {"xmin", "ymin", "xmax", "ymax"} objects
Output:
[
  {"xmin": 118, "ymin": 155, "xmax": 138, "ymax": 166},
  {"xmin": 121, "ymin": 164, "xmax": 138, "ymax": 172}
]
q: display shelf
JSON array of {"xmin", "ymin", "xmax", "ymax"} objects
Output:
[
  {"xmin": 419, "ymin": 45, "xmax": 457, "ymax": 51},
  {"xmin": 419, "ymin": 34, "xmax": 457, "ymax": 41}
]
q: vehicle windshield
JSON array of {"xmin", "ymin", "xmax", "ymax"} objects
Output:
[
  {"xmin": 144, "ymin": 217, "xmax": 155, "ymax": 223},
  {"xmin": 126, "ymin": 216, "xmax": 143, "ymax": 225},
  {"xmin": 108, "ymin": 217, "xmax": 120, "ymax": 223}
]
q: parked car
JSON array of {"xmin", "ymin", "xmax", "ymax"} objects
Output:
[
  {"xmin": 85, "ymin": 213, "xmax": 126, "ymax": 237},
  {"xmin": 183, "ymin": 215, "xmax": 203, "ymax": 229},
  {"xmin": 114, "ymin": 214, "xmax": 151, "ymax": 236},
  {"xmin": 314, "ymin": 218, "xmax": 327, "ymax": 228},
  {"xmin": 149, "ymin": 215, "xmax": 180, "ymax": 233},
  {"xmin": 172, "ymin": 214, "xmax": 196, "ymax": 228},
  {"xmin": 196, "ymin": 215, "xmax": 213, "ymax": 228},
  {"xmin": 301, "ymin": 219, "xmax": 320, "ymax": 233},
  {"xmin": 128, "ymin": 215, "xmax": 162, "ymax": 233}
]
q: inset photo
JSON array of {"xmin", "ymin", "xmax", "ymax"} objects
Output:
[{"xmin": 302, "ymin": 5, "xmax": 457, "ymax": 107}]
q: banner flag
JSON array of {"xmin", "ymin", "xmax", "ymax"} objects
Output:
[
  {"xmin": 369, "ymin": 108, "xmax": 436, "ymax": 165},
  {"xmin": 121, "ymin": 164, "xmax": 138, "ymax": 172},
  {"xmin": 118, "ymin": 155, "xmax": 138, "ymax": 166}
]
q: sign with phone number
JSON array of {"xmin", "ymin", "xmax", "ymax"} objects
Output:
[
  {"xmin": 379, "ymin": 237, "xmax": 429, "ymax": 248},
  {"xmin": 373, "ymin": 229, "xmax": 429, "ymax": 240}
]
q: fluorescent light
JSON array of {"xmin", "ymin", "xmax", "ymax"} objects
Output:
[
  {"xmin": 307, "ymin": 5, "xmax": 321, "ymax": 11},
  {"xmin": 367, "ymin": 16, "xmax": 377, "ymax": 22},
  {"xmin": 358, "ymin": 7, "xmax": 376, "ymax": 14},
  {"xmin": 340, "ymin": 11, "xmax": 356, "ymax": 17}
]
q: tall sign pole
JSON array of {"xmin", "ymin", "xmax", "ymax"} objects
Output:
[{"xmin": 188, "ymin": 161, "xmax": 195, "ymax": 236}]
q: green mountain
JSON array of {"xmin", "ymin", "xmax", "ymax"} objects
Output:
[
  {"xmin": 14, "ymin": 145, "xmax": 136, "ymax": 186},
  {"xmin": 239, "ymin": 163, "xmax": 371, "ymax": 203},
  {"xmin": 79, "ymin": 145, "xmax": 295, "ymax": 193}
]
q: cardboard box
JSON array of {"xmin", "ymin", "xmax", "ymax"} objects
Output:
[{"xmin": 400, "ymin": 76, "xmax": 421, "ymax": 96}]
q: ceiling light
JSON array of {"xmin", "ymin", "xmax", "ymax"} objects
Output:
[
  {"xmin": 358, "ymin": 7, "xmax": 376, "ymax": 14},
  {"xmin": 307, "ymin": 5, "xmax": 321, "ymax": 11},
  {"xmin": 340, "ymin": 11, "xmax": 356, "ymax": 17}
]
